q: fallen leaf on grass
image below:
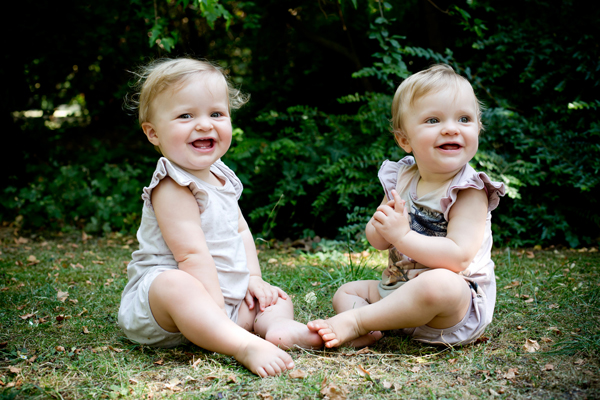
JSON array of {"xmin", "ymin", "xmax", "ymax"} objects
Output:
[
  {"xmin": 456, "ymin": 376, "xmax": 466, "ymax": 385},
  {"xmin": 548, "ymin": 303, "xmax": 559, "ymax": 309},
  {"xmin": 503, "ymin": 368, "xmax": 518, "ymax": 380},
  {"xmin": 164, "ymin": 378, "xmax": 182, "ymax": 391},
  {"xmin": 542, "ymin": 364, "xmax": 554, "ymax": 371},
  {"xmin": 475, "ymin": 335, "xmax": 490, "ymax": 344},
  {"xmin": 489, "ymin": 388, "xmax": 500, "ymax": 396},
  {"xmin": 355, "ymin": 347, "xmax": 372, "ymax": 355},
  {"xmin": 523, "ymin": 339, "xmax": 540, "ymax": 353},
  {"xmin": 289, "ymin": 369, "xmax": 307, "ymax": 379},
  {"xmin": 356, "ymin": 365, "xmax": 372, "ymax": 381},
  {"xmin": 547, "ymin": 326, "xmax": 562, "ymax": 335},
  {"xmin": 9, "ymin": 366, "xmax": 21, "ymax": 374},
  {"xmin": 154, "ymin": 359, "xmax": 164, "ymax": 365},
  {"xmin": 92, "ymin": 260, "xmax": 104, "ymax": 265},
  {"xmin": 192, "ymin": 358, "xmax": 202, "ymax": 369},
  {"xmin": 257, "ymin": 393, "xmax": 273, "ymax": 400},
  {"xmin": 574, "ymin": 359, "xmax": 585, "ymax": 365},
  {"xmin": 82, "ymin": 326, "xmax": 90, "ymax": 334},
  {"xmin": 28, "ymin": 355, "xmax": 38, "ymax": 363},
  {"xmin": 77, "ymin": 308, "xmax": 88, "ymax": 317},
  {"xmin": 57, "ymin": 290, "xmax": 69, "ymax": 302},
  {"xmin": 15, "ymin": 237, "xmax": 29, "ymax": 245},
  {"xmin": 503, "ymin": 281, "xmax": 521, "ymax": 289},
  {"xmin": 320, "ymin": 378, "xmax": 347, "ymax": 400},
  {"xmin": 108, "ymin": 346, "xmax": 123, "ymax": 353},
  {"xmin": 409, "ymin": 366, "xmax": 421, "ymax": 373},
  {"xmin": 526, "ymin": 251, "xmax": 535, "ymax": 258},
  {"xmin": 56, "ymin": 346, "xmax": 65, "ymax": 352},
  {"xmin": 524, "ymin": 298, "xmax": 535, "ymax": 303},
  {"xmin": 19, "ymin": 313, "xmax": 36, "ymax": 320},
  {"xmin": 448, "ymin": 358, "xmax": 457, "ymax": 364}
]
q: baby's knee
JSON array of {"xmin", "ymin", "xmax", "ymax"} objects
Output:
[{"xmin": 416, "ymin": 270, "xmax": 468, "ymax": 305}]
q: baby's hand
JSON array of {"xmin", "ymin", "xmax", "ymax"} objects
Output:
[
  {"xmin": 246, "ymin": 276, "xmax": 289, "ymax": 312},
  {"xmin": 371, "ymin": 190, "xmax": 411, "ymax": 245}
]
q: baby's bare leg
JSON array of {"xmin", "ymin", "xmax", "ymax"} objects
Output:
[
  {"xmin": 308, "ymin": 270, "xmax": 471, "ymax": 348},
  {"xmin": 148, "ymin": 270, "xmax": 294, "ymax": 378},
  {"xmin": 308, "ymin": 280, "xmax": 383, "ymax": 348},
  {"xmin": 243, "ymin": 297, "xmax": 323, "ymax": 350}
]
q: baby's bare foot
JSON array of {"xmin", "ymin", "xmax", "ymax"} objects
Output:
[
  {"xmin": 234, "ymin": 338, "xmax": 295, "ymax": 378},
  {"xmin": 346, "ymin": 331, "xmax": 384, "ymax": 348},
  {"xmin": 307, "ymin": 313, "xmax": 382, "ymax": 348},
  {"xmin": 265, "ymin": 319, "xmax": 324, "ymax": 350}
]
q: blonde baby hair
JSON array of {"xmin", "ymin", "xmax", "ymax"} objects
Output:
[
  {"xmin": 391, "ymin": 64, "xmax": 484, "ymax": 145},
  {"xmin": 127, "ymin": 58, "xmax": 249, "ymax": 125}
]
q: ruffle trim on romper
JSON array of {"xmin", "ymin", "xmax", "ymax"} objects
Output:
[
  {"xmin": 377, "ymin": 157, "xmax": 416, "ymax": 201},
  {"xmin": 377, "ymin": 156, "xmax": 506, "ymax": 220},
  {"xmin": 440, "ymin": 164, "xmax": 506, "ymax": 221},
  {"xmin": 141, "ymin": 157, "xmax": 243, "ymax": 212}
]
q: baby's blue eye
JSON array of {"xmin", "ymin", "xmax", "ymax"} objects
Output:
[
  {"xmin": 211, "ymin": 112, "xmax": 223, "ymax": 118},
  {"xmin": 459, "ymin": 116, "xmax": 470, "ymax": 123},
  {"xmin": 426, "ymin": 118, "xmax": 439, "ymax": 124},
  {"xmin": 179, "ymin": 113, "xmax": 192, "ymax": 119}
]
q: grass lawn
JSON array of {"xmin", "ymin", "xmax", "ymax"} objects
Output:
[{"xmin": 1, "ymin": 227, "xmax": 599, "ymax": 399}]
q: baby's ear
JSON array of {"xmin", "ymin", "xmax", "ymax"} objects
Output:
[
  {"xmin": 394, "ymin": 130, "xmax": 412, "ymax": 153},
  {"xmin": 141, "ymin": 122, "xmax": 160, "ymax": 146}
]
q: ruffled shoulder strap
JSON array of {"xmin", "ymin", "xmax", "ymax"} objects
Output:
[
  {"xmin": 377, "ymin": 156, "xmax": 416, "ymax": 200},
  {"xmin": 212, "ymin": 159, "xmax": 243, "ymax": 200},
  {"xmin": 440, "ymin": 164, "xmax": 506, "ymax": 220},
  {"xmin": 141, "ymin": 157, "xmax": 209, "ymax": 213}
]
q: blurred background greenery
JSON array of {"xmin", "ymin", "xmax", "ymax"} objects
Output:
[{"xmin": 3, "ymin": 0, "xmax": 598, "ymax": 248}]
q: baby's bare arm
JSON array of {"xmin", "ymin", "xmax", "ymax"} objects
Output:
[
  {"xmin": 238, "ymin": 208, "xmax": 288, "ymax": 311},
  {"xmin": 152, "ymin": 177, "xmax": 225, "ymax": 309},
  {"xmin": 386, "ymin": 188, "xmax": 488, "ymax": 272}
]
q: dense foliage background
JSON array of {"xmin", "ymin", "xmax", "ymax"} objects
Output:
[{"xmin": 3, "ymin": 0, "xmax": 599, "ymax": 248}]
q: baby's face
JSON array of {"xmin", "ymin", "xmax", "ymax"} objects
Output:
[
  {"xmin": 398, "ymin": 84, "xmax": 479, "ymax": 180},
  {"xmin": 142, "ymin": 74, "xmax": 233, "ymax": 182}
]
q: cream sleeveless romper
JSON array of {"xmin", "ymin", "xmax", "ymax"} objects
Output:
[{"xmin": 118, "ymin": 157, "xmax": 250, "ymax": 347}]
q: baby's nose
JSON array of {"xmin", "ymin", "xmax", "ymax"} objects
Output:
[{"xmin": 195, "ymin": 119, "xmax": 213, "ymax": 131}]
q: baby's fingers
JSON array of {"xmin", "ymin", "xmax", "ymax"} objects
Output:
[
  {"xmin": 245, "ymin": 291, "xmax": 255, "ymax": 310},
  {"xmin": 276, "ymin": 286, "xmax": 289, "ymax": 300},
  {"xmin": 390, "ymin": 190, "xmax": 405, "ymax": 214}
]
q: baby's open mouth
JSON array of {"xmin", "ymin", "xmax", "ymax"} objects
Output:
[
  {"xmin": 439, "ymin": 143, "xmax": 461, "ymax": 150},
  {"xmin": 191, "ymin": 139, "xmax": 214, "ymax": 149}
]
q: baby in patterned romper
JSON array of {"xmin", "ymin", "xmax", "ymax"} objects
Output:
[{"xmin": 308, "ymin": 64, "xmax": 505, "ymax": 348}]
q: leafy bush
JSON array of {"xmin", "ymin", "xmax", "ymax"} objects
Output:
[
  {"xmin": 2, "ymin": 0, "xmax": 598, "ymax": 249},
  {"xmin": 2, "ymin": 138, "xmax": 155, "ymax": 234}
]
